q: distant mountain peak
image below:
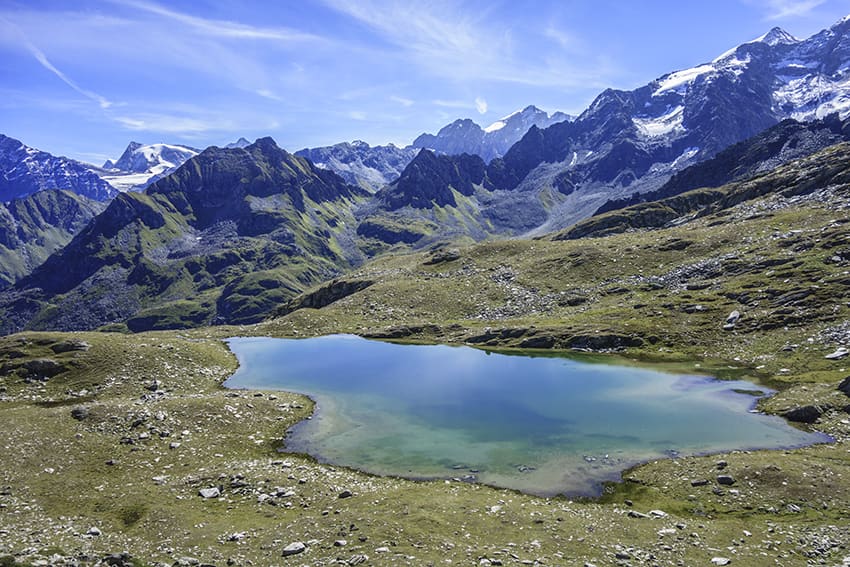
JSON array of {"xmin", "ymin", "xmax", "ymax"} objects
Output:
[
  {"xmin": 224, "ymin": 137, "xmax": 251, "ymax": 149},
  {"xmin": 756, "ymin": 26, "xmax": 799, "ymax": 46}
]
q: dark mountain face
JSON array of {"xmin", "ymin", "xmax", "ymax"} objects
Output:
[
  {"xmin": 484, "ymin": 17, "xmax": 850, "ymax": 232},
  {"xmin": 594, "ymin": 114, "xmax": 850, "ymax": 215},
  {"xmin": 0, "ymin": 138, "xmax": 369, "ymax": 334},
  {"xmin": 0, "ymin": 134, "xmax": 117, "ymax": 202},
  {"xmin": 375, "ymin": 150, "xmax": 491, "ymax": 210},
  {"xmin": 295, "ymin": 141, "xmax": 419, "ymax": 191},
  {"xmin": 0, "ymin": 190, "xmax": 106, "ymax": 288}
]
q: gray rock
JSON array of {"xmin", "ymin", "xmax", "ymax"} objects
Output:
[
  {"xmin": 711, "ymin": 558, "xmax": 731, "ymax": 565},
  {"xmin": 825, "ymin": 347, "xmax": 849, "ymax": 360},
  {"xmin": 627, "ymin": 510, "xmax": 649, "ymax": 519},
  {"xmin": 146, "ymin": 380, "xmax": 162, "ymax": 392},
  {"xmin": 690, "ymin": 479, "xmax": 709, "ymax": 487},
  {"xmin": 716, "ymin": 475, "xmax": 735, "ymax": 486},
  {"xmin": 347, "ymin": 555, "xmax": 369, "ymax": 566},
  {"xmin": 338, "ymin": 489, "xmax": 353, "ymax": 499},
  {"xmin": 282, "ymin": 541, "xmax": 306, "ymax": 557},
  {"xmin": 199, "ymin": 487, "xmax": 221, "ymax": 499},
  {"xmin": 838, "ymin": 376, "xmax": 850, "ymax": 396},
  {"xmin": 783, "ymin": 405, "xmax": 823, "ymax": 423},
  {"xmin": 334, "ymin": 539, "xmax": 347, "ymax": 547},
  {"xmin": 423, "ymin": 248, "xmax": 461, "ymax": 265},
  {"xmin": 723, "ymin": 310, "xmax": 741, "ymax": 330},
  {"xmin": 715, "ymin": 460, "xmax": 728, "ymax": 470},
  {"xmin": 70, "ymin": 407, "xmax": 90, "ymax": 421},
  {"xmin": 87, "ymin": 526, "xmax": 101, "ymax": 536},
  {"xmin": 51, "ymin": 340, "xmax": 90, "ymax": 353}
]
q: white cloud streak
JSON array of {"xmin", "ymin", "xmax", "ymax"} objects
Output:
[
  {"xmin": 756, "ymin": 0, "xmax": 827, "ymax": 19},
  {"xmin": 474, "ymin": 97, "xmax": 488, "ymax": 114},
  {"xmin": 112, "ymin": 0, "xmax": 323, "ymax": 42},
  {"xmin": 321, "ymin": 0, "xmax": 616, "ymax": 90}
]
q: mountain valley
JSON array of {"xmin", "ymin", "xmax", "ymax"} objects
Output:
[{"xmin": 2, "ymin": 11, "xmax": 850, "ymax": 567}]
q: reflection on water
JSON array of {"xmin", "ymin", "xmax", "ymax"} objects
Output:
[{"xmin": 225, "ymin": 335, "xmax": 827, "ymax": 496}]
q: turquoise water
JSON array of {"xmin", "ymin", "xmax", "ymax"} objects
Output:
[{"xmin": 224, "ymin": 335, "xmax": 827, "ymax": 496}]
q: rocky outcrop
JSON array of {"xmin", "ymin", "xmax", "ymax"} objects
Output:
[{"xmin": 278, "ymin": 279, "xmax": 374, "ymax": 316}]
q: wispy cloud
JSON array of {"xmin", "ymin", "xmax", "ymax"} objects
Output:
[
  {"xmin": 321, "ymin": 0, "xmax": 615, "ymax": 90},
  {"xmin": 474, "ymin": 97, "xmax": 488, "ymax": 114},
  {"xmin": 0, "ymin": 17, "xmax": 113, "ymax": 109},
  {"xmin": 112, "ymin": 0, "xmax": 323, "ymax": 42},
  {"xmin": 390, "ymin": 95, "xmax": 415, "ymax": 107},
  {"xmin": 348, "ymin": 111, "xmax": 368, "ymax": 121},
  {"xmin": 754, "ymin": 0, "xmax": 827, "ymax": 19}
]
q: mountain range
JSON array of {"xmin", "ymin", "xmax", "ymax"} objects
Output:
[
  {"xmin": 97, "ymin": 141, "xmax": 200, "ymax": 192},
  {"xmin": 2, "ymin": 15, "xmax": 850, "ymax": 334},
  {"xmin": 412, "ymin": 105, "xmax": 573, "ymax": 162},
  {"xmin": 1, "ymin": 134, "xmax": 116, "ymax": 203}
]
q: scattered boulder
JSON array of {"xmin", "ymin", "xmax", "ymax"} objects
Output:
[
  {"xmin": 520, "ymin": 335, "xmax": 555, "ymax": 349},
  {"xmin": 838, "ymin": 376, "xmax": 850, "ymax": 397},
  {"xmin": 783, "ymin": 405, "xmax": 824, "ymax": 423},
  {"xmin": 627, "ymin": 511, "xmax": 649, "ymax": 519},
  {"xmin": 282, "ymin": 542, "xmax": 306, "ymax": 557},
  {"xmin": 334, "ymin": 539, "xmax": 347, "ymax": 547},
  {"xmin": 423, "ymin": 248, "xmax": 460, "ymax": 265},
  {"xmin": 145, "ymin": 380, "xmax": 162, "ymax": 392},
  {"xmin": 691, "ymin": 479, "xmax": 709, "ymax": 487},
  {"xmin": 716, "ymin": 475, "xmax": 735, "ymax": 486},
  {"xmin": 825, "ymin": 347, "xmax": 849, "ymax": 360},
  {"xmin": 70, "ymin": 407, "xmax": 90, "ymax": 421},
  {"xmin": 103, "ymin": 552, "xmax": 134, "ymax": 567},
  {"xmin": 199, "ymin": 487, "xmax": 221, "ymax": 499},
  {"xmin": 711, "ymin": 558, "xmax": 731, "ymax": 566},
  {"xmin": 50, "ymin": 340, "xmax": 90, "ymax": 353},
  {"xmin": 22, "ymin": 358, "xmax": 67, "ymax": 379},
  {"xmin": 723, "ymin": 311, "xmax": 741, "ymax": 330},
  {"xmin": 87, "ymin": 526, "xmax": 101, "ymax": 536},
  {"xmin": 338, "ymin": 489, "xmax": 353, "ymax": 499},
  {"xmin": 347, "ymin": 555, "xmax": 369, "ymax": 566}
]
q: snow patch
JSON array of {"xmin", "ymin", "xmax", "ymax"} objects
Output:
[
  {"xmin": 633, "ymin": 106, "xmax": 685, "ymax": 137},
  {"xmin": 654, "ymin": 65, "xmax": 714, "ymax": 95},
  {"xmin": 484, "ymin": 120, "xmax": 506, "ymax": 133}
]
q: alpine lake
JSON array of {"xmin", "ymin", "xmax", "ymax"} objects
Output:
[{"xmin": 224, "ymin": 335, "xmax": 828, "ymax": 496}]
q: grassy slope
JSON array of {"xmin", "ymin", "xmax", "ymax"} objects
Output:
[{"xmin": 2, "ymin": 150, "xmax": 850, "ymax": 564}]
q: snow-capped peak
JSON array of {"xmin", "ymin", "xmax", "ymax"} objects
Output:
[{"xmin": 755, "ymin": 27, "xmax": 799, "ymax": 47}]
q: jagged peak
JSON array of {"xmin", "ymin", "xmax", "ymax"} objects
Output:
[
  {"xmin": 249, "ymin": 136, "xmax": 282, "ymax": 151},
  {"xmin": 756, "ymin": 26, "xmax": 799, "ymax": 46}
]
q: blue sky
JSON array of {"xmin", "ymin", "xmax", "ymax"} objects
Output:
[{"xmin": 1, "ymin": 0, "xmax": 849, "ymax": 165}]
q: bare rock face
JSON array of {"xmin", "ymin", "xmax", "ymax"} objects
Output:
[{"xmin": 782, "ymin": 405, "xmax": 824, "ymax": 423}]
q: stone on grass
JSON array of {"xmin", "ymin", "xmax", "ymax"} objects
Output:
[
  {"xmin": 338, "ymin": 489, "xmax": 353, "ymax": 499},
  {"xmin": 281, "ymin": 541, "xmax": 306, "ymax": 557},
  {"xmin": 199, "ymin": 487, "xmax": 220, "ymax": 499},
  {"xmin": 825, "ymin": 347, "xmax": 849, "ymax": 360},
  {"xmin": 711, "ymin": 558, "xmax": 731, "ymax": 566},
  {"xmin": 838, "ymin": 376, "xmax": 850, "ymax": 396},
  {"xmin": 716, "ymin": 475, "xmax": 735, "ymax": 486}
]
